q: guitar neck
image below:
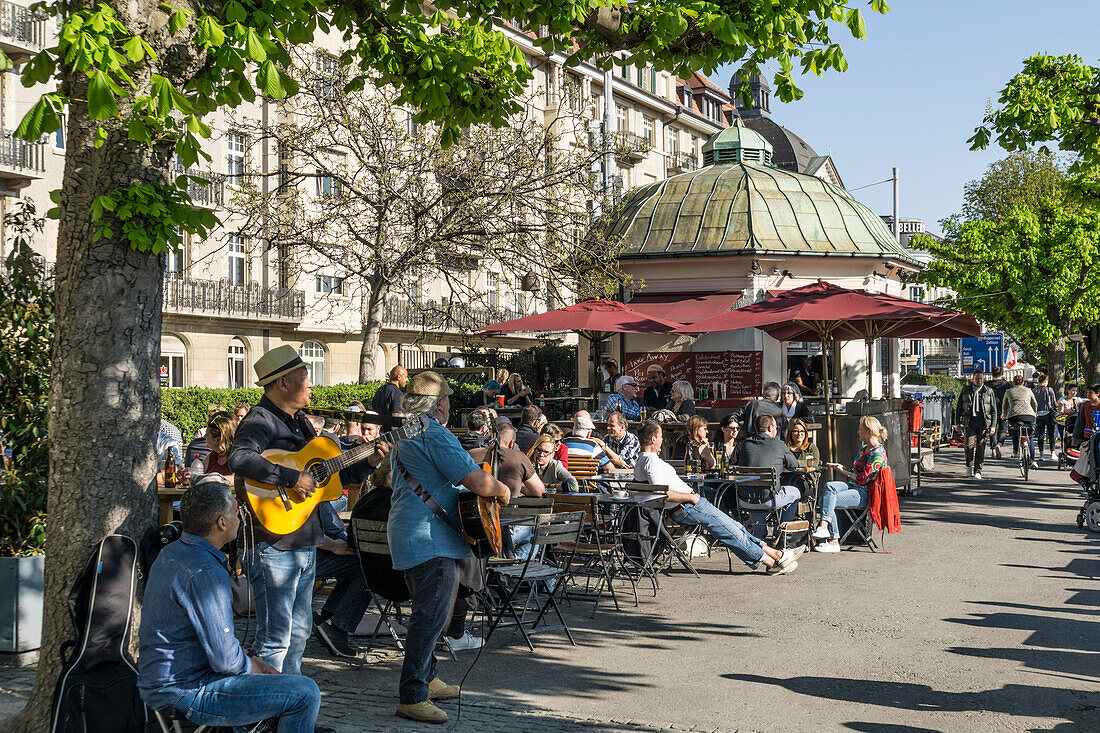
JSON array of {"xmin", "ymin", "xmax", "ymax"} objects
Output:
[{"xmin": 319, "ymin": 422, "xmax": 416, "ymax": 478}]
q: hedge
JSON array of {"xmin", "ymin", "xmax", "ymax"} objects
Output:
[
  {"xmin": 901, "ymin": 373, "xmax": 967, "ymax": 412},
  {"xmin": 163, "ymin": 381, "xmax": 483, "ymax": 440}
]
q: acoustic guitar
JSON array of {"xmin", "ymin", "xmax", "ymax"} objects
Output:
[
  {"xmin": 454, "ymin": 449, "xmax": 504, "ymax": 557},
  {"xmin": 239, "ymin": 421, "xmax": 424, "ymax": 535}
]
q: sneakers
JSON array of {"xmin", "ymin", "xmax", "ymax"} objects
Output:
[
  {"xmin": 1030, "ymin": 461, "xmax": 1039, "ymax": 469},
  {"xmin": 396, "ymin": 701, "xmax": 448, "ymax": 724},
  {"xmin": 813, "ymin": 542, "xmax": 841, "ymax": 553},
  {"xmin": 427, "ymin": 677, "xmax": 460, "ymax": 700},
  {"xmin": 1011, "ymin": 451, "xmax": 1019, "ymax": 459},
  {"xmin": 314, "ymin": 620, "xmax": 356, "ymax": 659},
  {"xmin": 973, "ymin": 470, "xmax": 983, "ymax": 480},
  {"xmin": 993, "ymin": 446, "xmax": 1002, "ymax": 459},
  {"xmin": 811, "ymin": 525, "xmax": 831, "ymax": 540},
  {"xmin": 444, "ymin": 631, "xmax": 485, "ymax": 651}
]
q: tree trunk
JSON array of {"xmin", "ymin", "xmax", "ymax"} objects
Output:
[
  {"xmin": 1045, "ymin": 337, "xmax": 1067, "ymax": 396},
  {"xmin": 1086, "ymin": 323, "xmax": 1100, "ymax": 386},
  {"xmin": 358, "ymin": 282, "xmax": 389, "ymax": 382},
  {"xmin": 4, "ymin": 44, "xmax": 170, "ymax": 733}
]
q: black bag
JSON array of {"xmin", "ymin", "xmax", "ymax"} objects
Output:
[{"xmin": 50, "ymin": 534, "xmax": 148, "ymax": 733}]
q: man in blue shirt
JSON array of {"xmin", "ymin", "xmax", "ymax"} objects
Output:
[
  {"xmin": 138, "ymin": 475, "xmax": 321, "ymax": 732},
  {"xmin": 388, "ymin": 371, "xmax": 511, "ymax": 724},
  {"xmin": 602, "ymin": 376, "xmax": 642, "ymax": 420}
]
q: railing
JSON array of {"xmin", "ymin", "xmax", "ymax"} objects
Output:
[
  {"xmin": 383, "ymin": 298, "xmax": 532, "ymax": 333},
  {"xmin": 173, "ymin": 165, "xmax": 226, "ymax": 208},
  {"xmin": 0, "ymin": 1, "xmax": 45, "ymax": 49},
  {"xmin": 613, "ymin": 131, "xmax": 651, "ymax": 161},
  {"xmin": 0, "ymin": 129, "xmax": 44, "ymax": 174},
  {"xmin": 163, "ymin": 275, "xmax": 305, "ymax": 322},
  {"xmin": 667, "ymin": 151, "xmax": 698, "ymax": 174}
]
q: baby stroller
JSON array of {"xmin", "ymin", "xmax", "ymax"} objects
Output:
[
  {"xmin": 1071, "ymin": 431, "xmax": 1100, "ymax": 532},
  {"xmin": 1057, "ymin": 412, "xmax": 1079, "ymax": 470}
]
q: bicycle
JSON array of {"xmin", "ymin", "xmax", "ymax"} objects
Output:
[{"xmin": 1010, "ymin": 422, "xmax": 1036, "ymax": 481}]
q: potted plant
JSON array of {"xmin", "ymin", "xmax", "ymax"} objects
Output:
[{"xmin": 0, "ymin": 203, "xmax": 50, "ymax": 653}]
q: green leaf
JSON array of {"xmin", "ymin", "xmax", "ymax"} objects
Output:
[
  {"xmin": 244, "ymin": 27, "xmax": 267, "ymax": 62},
  {"xmin": 87, "ymin": 69, "xmax": 120, "ymax": 120},
  {"xmin": 196, "ymin": 15, "xmax": 226, "ymax": 47},
  {"xmin": 256, "ymin": 60, "xmax": 285, "ymax": 98},
  {"xmin": 169, "ymin": 8, "xmax": 190, "ymax": 35},
  {"xmin": 846, "ymin": 9, "xmax": 866, "ymax": 39},
  {"xmin": 122, "ymin": 36, "xmax": 145, "ymax": 64},
  {"xmin": 14, "ymin": 95, "xmax": 61, "ymax": 140}
]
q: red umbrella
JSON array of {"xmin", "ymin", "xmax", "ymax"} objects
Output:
[
  {"xmin": 680, "ymin": 282, "xmax": 981, "ymax": 459},
  {"xmin": 479, "ymin": 299, "xmax": 682, "ymax": 398}
]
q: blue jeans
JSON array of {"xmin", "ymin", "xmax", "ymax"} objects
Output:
[
  {"xmin": 819, "ymin": 481, "xmax": 869, "ymax": 540},
  {"xmin": 401, "ymin": 557, "xmax": 461, "ymax": 704},
  {"xmin": 315, "ymin": 549, "xmax": 370, "ymax": 633},
  {"xmin": 674, "ymin": 498, "xmax": 766, "ymax": 568},
  {"xmin": 173, "ymin": 672, "xmax": 320, "ymax": 733},
  {"xmin": 510, "ymin": 524, "xmax": 535, "ymax": 560},
  {"xmin": 248, "ymin": 544, "xmax": 315, "ymax": 674},
  {"xmin": 742, "ymin": 485, "xmax": 801, "ymax": 539}
]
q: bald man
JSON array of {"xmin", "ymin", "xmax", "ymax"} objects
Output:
[{"xmin": 372, "ymin": 366, "xmax": 408, "ymax": 416}]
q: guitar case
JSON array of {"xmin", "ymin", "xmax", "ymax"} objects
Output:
[{"xmin": 50, "ymin": 534, "xmax": 148, "ymax": 733}]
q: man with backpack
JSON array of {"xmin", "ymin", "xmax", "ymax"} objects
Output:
[
  {"xmin": 987, "ymin": 366, "xmax": 1012, "ymax": 458},
  {"xmin": 955, "ymin": 369, "xmax": 999, "ymax": 480},
  {"xmin": 138, "ymin": 476, "xmax": 321, "ymax": 732}
]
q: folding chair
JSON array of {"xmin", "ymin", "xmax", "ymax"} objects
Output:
[
  {"xmin": 148, "ymin": 708, "xmax": 273, "ymax": 733},
  {"xmin": 551, "ymin": 493, "xmax": 634, "ymax": 613},
  {"xmin": 484, "ymin": 511, "xmax": 585, "ymax": 650},
  {"xmin": 837, "ymin": 504, "xmax": 879, "ymax": 552},
  {"xmin": 568, "ymin": 456, "xmax": 601, "ymax": 480},
  {"xmin": 497, "ymin": 496, "xmax": 555, "ymax": 559},
  {"xmin": 729, "ymin": 466, "xmax": 785, "ymax": 539},
  {"xmin": 350, "ymin": 518, "xmax": 412, "ymax": 652}
]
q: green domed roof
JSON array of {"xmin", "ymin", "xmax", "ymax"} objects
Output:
[
  {"xmin": 701, "ymin": 118, "xmax": 773, "ymax": 165},
  {"xmin": 606, "ymin": 133, "xmax": 917, "ymax": 264}
]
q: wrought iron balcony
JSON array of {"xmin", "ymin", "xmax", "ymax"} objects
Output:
[
  {"xmin": 667, "ymin": 151, "xmax": 698, "ymax": 175},
  {"xmin": 0, "ymin": 1, "xmax": 45, "ymax": 61},
  {"xmin": 163, "ymin": 275, "xmax": 305, "ymax": 323},
  {"xmin": 0, "ymin": 129, "xmax": 44, "ymax": 189},
  {"xmin": 173, "ymin": 165, "xmax": 226, "ymax": 208},
  {"xmin": 383, "ymin": 298, "xmax": 533, "ymax": 334},
  {"xmin": 613, "ymin": 131, "xmax": 651, "ymax": 164}
]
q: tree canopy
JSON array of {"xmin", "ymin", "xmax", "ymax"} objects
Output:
[{"xmin": 957, "ymin": 149, "xmax": 1067, "ymax": 223}]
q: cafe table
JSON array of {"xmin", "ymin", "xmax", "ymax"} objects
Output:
[{"xmin": 157, "ymin": 486, "xmax": 187, "ymax": 526}]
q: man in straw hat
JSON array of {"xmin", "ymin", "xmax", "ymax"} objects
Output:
[
  {"xmin": 229, "ymin": 345, "xmax": 389, "ymax": 686},
  {"xmin": 386, "ymin": 371, "xmax": 510, "ymax": 724}
]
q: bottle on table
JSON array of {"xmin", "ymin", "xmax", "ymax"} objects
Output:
[
  {"xmin": 684, "ymin": 448, "xmax": 694, "ymax": 475},
  {"xmin": 164, "ymin": 453, "xmax": 177, "ymax": 489}
]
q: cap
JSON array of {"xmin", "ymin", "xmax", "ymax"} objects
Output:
[
  {"xmin": 484, "ymin": 380, "xmax": 502, "ymax": 390},
  {"xmin": 620, "ymin": 375, "xmax": 637, "ymax": 386},
  {"xmin": 346, "ymin": 405, "xmax": 362, "ymax": 412},
  {"xmin": 574, "ymin": 414, "xmax": 596, "ymax": 431},
  {"xmin": 646, "ymin": 364, "xmax": 665, "ymax": 374},
  {"xmin": 254, "ymin": 345, "xmax": 306, "ymax": 386},
  {"xmin": 406, "ymin": 370, "xmax": 454, "ymax": 397}
]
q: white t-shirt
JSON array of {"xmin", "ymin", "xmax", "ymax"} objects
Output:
[{"xmin": 633, "ymin": 451, "xmax": 696, "ymax": 503}]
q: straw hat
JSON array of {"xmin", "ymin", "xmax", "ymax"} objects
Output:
[
  {"xmin": 406, "ymin": 370, "xmax": 454, "ymax": 397},
  {"xmin": 254, "ymin": 345, "xmax": 306, "ymax": 386}
]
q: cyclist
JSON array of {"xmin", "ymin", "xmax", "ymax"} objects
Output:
[{"xmin": 1002, "ymin": 374, "xmax": 1038, "ymax": 471}]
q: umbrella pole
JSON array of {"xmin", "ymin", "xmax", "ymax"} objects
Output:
[
  {"xmin": 867, "ymin": 338, "xmax": 874, "ymax": 398},
  {"xmin": 822, "ymin": 337, "xmax": 834, "ymax": 465}
]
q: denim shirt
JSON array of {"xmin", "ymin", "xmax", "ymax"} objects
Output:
[
  {"xmin": 387, "ymin": 416, "xmax": 480, "ymax": 570},
  {"xmin": 138, "ymin": 533, "xmax": 250, "ymax": 711}
]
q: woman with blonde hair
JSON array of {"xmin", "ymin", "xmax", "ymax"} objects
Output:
[
  {"xmin": 673, "ymin": 415, "xmax": 716, "ymax": 469},
  {"xmin": 667, "ymin": 380, "xmax": 696, "ymax": 418},
  {"xmin": 540, "ymin": 422, "xmax": 569, "ymax": 468},
  {"xmin": 526, "ymin": 434, "xmax": 578, "ymax": 493},
  {"xmin": 502, "ymin": 372, "xmax": 535, "ymax": 407},
  {"xmin": 813, "ymin": 416, "xmax": 888, "ymax": 553},
  {"xmin": 203, "ymin": 411, "xmax": 236, "ymax": 476}
]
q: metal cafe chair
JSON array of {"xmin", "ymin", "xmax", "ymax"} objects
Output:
[{"xmin": 551, "ymin": 493, "xmax": 634, "ymax": 613}]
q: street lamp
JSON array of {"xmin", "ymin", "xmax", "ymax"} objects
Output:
[{"xmin": 1069, "ymin": 333, "xmax": 1085, "ymax": 384}]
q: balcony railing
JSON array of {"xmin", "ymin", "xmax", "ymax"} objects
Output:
[
  {"xmin": 667, "ymin": 151, "xmax": 698, "ymax": 175},
  {"xmin": 383, "ymin": 298, "xmax": 534, "ymax": 334},
  {"xmin": 173, "ymin": 165, "xmax": 226, "ymax": 208},
  {"xmin": 163, "ymin": 275, "xmax": 305, "ymax": 322},
  {"xmin": 612, "ymin": 131, "xmax": 651, "ymax": 164},
  {"xmin": 0, "ymin": 1, "xmax": 45, "ymax": 56},
  {"xmin": 0, "ymin": 129, "xmax": 44, "ymax": 179}
]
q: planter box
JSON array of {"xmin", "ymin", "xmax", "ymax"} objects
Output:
[{"xmin": 0, "ymin": 555, "xmax": 44, "ymax": 652}]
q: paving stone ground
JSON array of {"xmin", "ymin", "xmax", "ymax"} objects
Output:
[{"xmin": 3, "ymin": 448, "xmax": 1098, "ymax": 731}]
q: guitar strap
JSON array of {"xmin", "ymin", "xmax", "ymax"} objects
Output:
[{"xmin": 394, "ymin": 420, "xmax": 477, "ymax": 546}]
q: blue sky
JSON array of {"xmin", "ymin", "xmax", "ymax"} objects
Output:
[{"xmin": 717, "ymin": 1, "xmax": 1100, "ymax": 235}]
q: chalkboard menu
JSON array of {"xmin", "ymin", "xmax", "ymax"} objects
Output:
[{"xmin": 624, "ymin": 351, "xmax": 763, "ymax": 399}]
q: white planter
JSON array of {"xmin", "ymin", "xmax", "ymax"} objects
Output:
[{"xmin": 0, "ymin": 555, "xmax": 44, "ymax": 652}]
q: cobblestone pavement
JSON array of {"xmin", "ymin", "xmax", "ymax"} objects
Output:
[{"xmin": 4, "ymin": 449, "xmax": 1098, "ymax": 731}]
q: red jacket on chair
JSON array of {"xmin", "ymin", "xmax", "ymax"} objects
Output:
[{"xmin": 868, "ymin": 465, "xmax": 901, "ymax": 534}]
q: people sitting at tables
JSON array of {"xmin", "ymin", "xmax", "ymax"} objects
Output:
[
  {"xmin": 785, "ymin": 419, "xmax": 820, "ymax": 465},
  {"xmin": 790, "ymin": 355, "xmax": 820, "ymax": 396},
  {"xmin": 469, "ymin": 380, "xmax": 502, "ymax": 409},
  {"xmin": 780, "ymin": 382, "xmax": 813, "ymax": 421},
  {"xmin": 1002, "ymin": 374, "xmax": 1038, "ymax": 468},
  {"xmin": 540, "ymin": 423, "xmax": 569, "ymax": 468},
  {"xmin": 668, "ymin": 380, "xmax": 697, "ymax": 418},
  {"xmin": 313, "ymin": 501, "xmax": 371, "ymax": 659},
  {"xmin": 603, "ymin": 376, "xmax": 642, "ymax": 420},
  {"xmin": 593, "ymin": 411, "xmax": 640, "ymax": 469},
  {"xmin": 633, "ymin": 421, "xmax": 801, "ymax": 575},
  {"xmin": 373, "ymin": 366, "xmax": 408, "ymax": 417},
  {"xmin": 737, "ymin": 414, "xmax": 801, "ymax": 537},
  {"xmin": 502, "ymin": 373, "xmax": 536, "ymax": 407},
  {"xmin": 460, "ymin": 407, "xmax": 493, "ymax": 450},
  {"xmin": 740, "ymin": 382, "xmax": 788, "ymax": 437},
  {"xmin": 564, "ymin": 411, "xmax": 607, "ymax": 463},
  {"xmin": 673, "ymin": 415, "xmax": 717, "ymax": 469},
  {"xmin": 138, "ymin": 476, "xmax": 321, "ymax": 733},
  {"xmin": 203, "ymin": 411, "xmax": 236, "ymax": 476},
  {"xmin": 642, "ymin": 365, "xmax": 673, "ymax": 409},
  {"xmin": 814, "ymin": 416, "xmax": 888, "ymax": 553},
  {"xmin": 719, "ymin": 415, "xmax": 742, "ymax": 464},
  {"xmin": 527, "ymin": 434, "xmax": 579, "ymax": 493},
  {"xmin": 516, "ymin": 405, "xmax": 542, "ymax": 452},
  {"xmin": 1073, "ymin": 384, "xmax": 1100, "ymax": 445},
  {"xmin": 468, "ymin": 423, "xmax": 545, "ymax": 499}
]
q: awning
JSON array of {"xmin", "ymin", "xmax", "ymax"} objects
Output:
[{"xmin": 627, "ymin": 291, "xmax": 741, "ymax": 325}]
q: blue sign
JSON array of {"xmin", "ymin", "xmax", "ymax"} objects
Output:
[{"xmin": 961, "ymin": 334, "xmax": 1005, "ymax": 373}]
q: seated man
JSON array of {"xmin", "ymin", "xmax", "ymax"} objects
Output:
[
  {"xmin": 735, "ymin": 414, "xmax": 801, "ymax": 537},
  {"xmin": 459, "ymin": 407, "xmax": 493, "ymax": 450},
  {"xmin": 633, "ymin": 421, "xmax": 800, "ymax": 575},
  {"xmin": 515, "ymin": 405, "xmax": 543, "ymax": 453},
  {"xmin": 138, "ymin": 476, "xmax": 321, "ymax": 732},
  {"xmin": 469, "ymin": 423, "xmax": 545, "ymax": 560},
  {"xmin": 313, "ymin": 501, "xmax": 371, "ymax": 659},
  {"xmin": 593, "ymin": 411, "xmax": 640, "ymax": 469},
  {"xmin": 563, "ymin": 411, "xmax": 607, "ymax": 465},
  {"xmin": 740, "ymin": 382, "xmax": 788, "ymax": 437},
  {"xmin": 603, "ymin": 376, "xmax": 642, "ymax": 420}
]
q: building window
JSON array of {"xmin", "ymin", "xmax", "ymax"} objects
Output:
[
  {"xmin": 228, "ymin": 338, "xmax": 246, "ymax": 389},
  {"xmin": 315, "ymin": 274, "xmax": 344, "ymax": 295},
  {"xmin": 166, "ymin": 226, "xmax": 185, "ymax": 275},
  {"xmin": 667, "ymin": 126, "xmax": 678, "ymax": 154},
  {"xmin": 406, "ymin": 109, "xmax": 419, "ymax": 136},
  {"xmin": 486, "ymin": 272, "xmax": 499, "ymax": 310},
  {"xmin": 316, "ymin": 53, "xmax": 340, "ymax": 103},
  {"xmin": 642, "ymin": 115, "xmax": 654, "ymax": 144},
  {"xmin": 910, "ymin": 340, "xmax": 922, "ymax": 355},
  {"xmin": 909, "ymin": 286, "xmax": 926, "ymax": 302},
  {"xmin": 227, "ymin": 132, "xmax": 247, "ymax": 185},
  {"xmin": 616, "ymin": 105, "xmax": 628, "ymax": 133},
  {"xmin": 160, "ymin": 334, "xmax": 186, "ymax": 388},
  {"xmin": 228, "ymin": 234, "xmax": 247, "ymax": 285},
  {"xmin": 300, "ymin": 341, "xmax": 325, "ymax": 386},
  {"xmin": 316, "ymin": 168, "xmax": 341, "ymax": 197}
]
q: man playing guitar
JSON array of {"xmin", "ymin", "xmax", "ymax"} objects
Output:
[
  {"xmin": 229, "ymin": 345, "xmax": 389, "ymax": 686},
  {"xmin": 387, "ymin": 371, "xmax": 510, "ymax": 724}
]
